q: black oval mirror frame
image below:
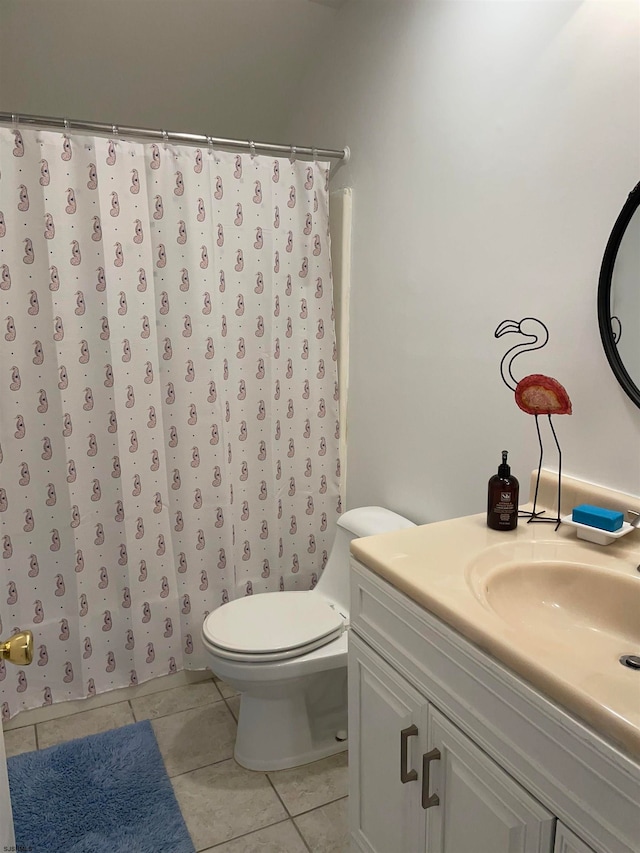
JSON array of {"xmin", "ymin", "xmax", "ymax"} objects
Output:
[{"xmin": 597, "ymin": 182, "xmax": 640, "ymax": 409}]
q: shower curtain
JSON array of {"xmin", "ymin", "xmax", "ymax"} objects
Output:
[{"xmin": 0, "ymin": 126, "xmax": 340, "ymax": 719}]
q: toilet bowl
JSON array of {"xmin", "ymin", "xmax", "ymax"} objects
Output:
[{"xmin": 202, "ymin": 506, "xmax": 416, "ymax": 771}]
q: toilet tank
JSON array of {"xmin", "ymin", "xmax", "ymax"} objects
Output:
[{"xmin": 315, "ymin": 506, "xmax": 416, "ymax": 615}]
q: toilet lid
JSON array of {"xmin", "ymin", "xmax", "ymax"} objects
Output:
[{"xmin": 202, "ymin": 592, "xmax": 344, "ymax": 659}]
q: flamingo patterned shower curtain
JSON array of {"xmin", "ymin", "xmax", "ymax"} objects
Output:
[{"xmin": 0, "ymin": 125, "xmax": 340, "ymax": 719}]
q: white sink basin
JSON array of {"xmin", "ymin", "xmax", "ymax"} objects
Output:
[{"xmin": 472, "ymin": 561, "xmax": 640, "ymax": 646}]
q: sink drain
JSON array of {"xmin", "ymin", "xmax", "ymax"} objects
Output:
[{"xmin": 619, "ymin": 655, "xmax": 640, "ymax": 670}]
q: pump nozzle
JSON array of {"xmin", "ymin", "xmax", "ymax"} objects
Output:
[{"xmin": 498, "ymin": 450, "xmax": 511, "ymax": 479}]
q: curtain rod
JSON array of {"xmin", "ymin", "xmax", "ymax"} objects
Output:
[{"xmin": 0, "ymin": 111, "xmax": 350, "ymax": 162}]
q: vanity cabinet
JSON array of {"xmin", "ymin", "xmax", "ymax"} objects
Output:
[
  {"xmin": 350, "ymin": 632, "xmax": 555, "ymax": 853},
  {"xmin": 349, "ymin": 560, "xmax": 637, "ymax": 853}
]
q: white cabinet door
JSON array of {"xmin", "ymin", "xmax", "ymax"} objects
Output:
[
  {"xmin": 0, "ymin": 725, "xmax": 15, "ymax": 850},
  {"xmin": 349, "ymin": 632, "xmax": 426, "ymax": 853},
  {"xmin": 554, "ymin": 824, "xmax": 597, "ymax": 853},
  {"xmin": 425, "ymin": 706, "xmax": 555, "ymax": 853}
]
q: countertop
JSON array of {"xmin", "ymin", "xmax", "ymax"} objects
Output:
[{"xmin": 351, "ymin": 512, "xmax": 640, "ymax": 759}]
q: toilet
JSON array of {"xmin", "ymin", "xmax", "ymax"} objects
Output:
[{"xmin": 201, "ymin": 506, "xmax": 416, "ymax": 771}]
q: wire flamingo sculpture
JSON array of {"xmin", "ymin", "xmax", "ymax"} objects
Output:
[
  {"xmin": 610, "ymin": 315, "xmax": 622, "ymax": 345},
  {"xmin": 495, "ymin": 317, "xmax": 572, "ymax": 528}
]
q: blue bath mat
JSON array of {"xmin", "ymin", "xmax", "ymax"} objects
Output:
[{"xmin": 8, "ymin": 720, "xmax": 194, "ymax": 853}]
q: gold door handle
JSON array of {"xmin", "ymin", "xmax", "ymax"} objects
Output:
[{"xmin": 0, "ymin": 630, "xmax": 34, "ymax": 666}]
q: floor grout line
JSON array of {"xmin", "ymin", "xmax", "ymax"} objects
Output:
[
  {"xmin": 133, "ymin": 696, "xmax": 228, "ymax": 725},
  {"xmin": 202, "ymin": 817, "xmax": 296, "ymax": 851},
  {"xmin": 265, "ymin": 770, "xmax": 294, "ymax": 820},
  {"xmin": 292, "ymin": 792, "xmax": 349, "ymax": 819},
  {"xmin": 166, "ymin": 753, "xmax": 237, "ymax": 781},
  {"xmin": 222, "ymin": 696, "xmax": 238, "ymax": 721},
  {"xmin": 133, "ymin": 688, "xmax": 225, "ymax": 717},
  {"xmin": 2, "ymin": 672, "xmax": 217, "ymax": 732},
  {"xmin": 291, "ymin": 816, "xmax": 314, "ymax": 853},
  {"xmin": 34, "ymin": 692, "xmax": 224, "ymax": 736},
  {"xmin": 4, "ymin": 717, "xmax": 41, "ymax": 733},
  {"xmin": 11, "ymin": 697, "xmax": 136, "ymax": 731},
  {"xmin": 27, "ymin": 698, "xmax": 235, "ymax": 757}
]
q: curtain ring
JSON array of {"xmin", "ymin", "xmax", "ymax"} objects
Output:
[
  {"xmin": 162, "ymin": 129, "xmax": 169, "ymax": 147},
  {"xmin": 11, "ymin": 113, "xmax": 19, "ymax": 129},
  {"xmin": 112, "ymin": 124, "xmax": 119, "ymax": 137},
  {"xmin": 63, "ymin": 118, "xmax": 70, "ymax": 132},
  {"xmin": 249, "ymin": 140, "xmax": 256, "ymax": 159},
  {"xmin": 312, "ymin": 147, "xmax": 318, "ymax": 162},
  {"xmin": 290, "ymin": 145, "xmax": 297, "ymax": 164}
]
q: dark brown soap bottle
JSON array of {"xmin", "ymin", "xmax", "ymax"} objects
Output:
[{"xmin": 487, "ymin": 450, "xmax": 519, "ymax": 530}]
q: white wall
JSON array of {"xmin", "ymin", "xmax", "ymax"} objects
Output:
[
  {"xmin": 287, "ymin": 0, "xmax": 640, "ymax": 522},
  {"xmin": 2, "ymin": 0, "xmax": 639, "ymax": 522},
  {"xmin": 0, "ymin": 0, "xmax": 339, "ymax": 141}
]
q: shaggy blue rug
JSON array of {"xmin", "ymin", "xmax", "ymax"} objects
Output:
[{"xmin": 7, "ymin": 720, "xmax": 194, "ymax": 853}]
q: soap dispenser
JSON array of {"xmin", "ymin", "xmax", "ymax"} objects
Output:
[{"xmin": 487, "ymin": 450, "xmax": 519, "ymax": 531}]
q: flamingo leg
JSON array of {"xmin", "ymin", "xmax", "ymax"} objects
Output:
[
  {"xmin": 522, "ymin": 414, "xmax": 546, "ymax": 521},
  {"xmin": 525, "ymin": 414, "xmax": 563, "ymax": 526},
  {"xmin": 548, "ymin": 414, "xmax": 562, "ymax": 530}
]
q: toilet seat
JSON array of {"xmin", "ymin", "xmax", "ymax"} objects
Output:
[{"xmin": 202, "ymin": 592, "xmax": 345, "ymax": 663}]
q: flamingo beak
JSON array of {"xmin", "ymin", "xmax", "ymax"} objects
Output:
[{"xmin": 494, "ymin": 319, "xmax": 521, "ymax": 338}]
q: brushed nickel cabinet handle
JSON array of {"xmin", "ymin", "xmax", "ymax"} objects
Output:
[
  {"xmin": 400, "ymin": 724, "xmax": 419, "ymax": 783},
  {"xmin": 421, "ymin": 747, "xmax": 441, "ymax": 809}
]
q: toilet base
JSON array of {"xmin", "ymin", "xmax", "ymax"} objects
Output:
[{"xmin": 233, "ymin": 668, "xmax": 348, "ymax": 771}]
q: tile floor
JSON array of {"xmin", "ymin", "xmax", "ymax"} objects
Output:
[{"xmin": 3, "ymin": 673, "xmax": 349, "ymax": 852}]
